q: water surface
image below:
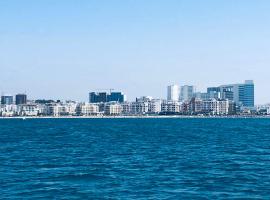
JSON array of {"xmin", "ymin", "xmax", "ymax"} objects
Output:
[{"xmin": 1, "ymin": 118, "xmax": 270, "ymax": 199}]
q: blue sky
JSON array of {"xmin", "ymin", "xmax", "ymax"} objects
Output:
[{"xmin": 0, "ymin": 0, "xmax": 270, "ymax": 103}]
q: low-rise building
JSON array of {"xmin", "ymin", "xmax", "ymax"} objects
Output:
[
  {"xmin": 105, "ymin": 103, "xmax": 122, "ymax": 115},
  {"xmin": 131, "ymin": 101, "xmax": 149, "ymax": 114},
  {"xmin": 79, "ymin": 103, "xmax": 99, "ymax": 116},
  {"xmin": 121, "ymin": 102, "xmax": 131, "ymax": 115},
  {"xmin": 161, "ymin": 101, "xmax": 180, "ymax": 114},
  {"xmin": 0, "ymin": 105, "xmax": 17, "ymax": 117},
  {"xmin": 148, "ymin": 99, "xmax": 162, "ymax": 114},
  {"xmin": 17, "ymin": 104, "xmax": 39, "ymax": 116}
]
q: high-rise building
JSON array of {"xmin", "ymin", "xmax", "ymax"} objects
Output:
[
  {"xmin": 108, "ymin": 92, "xmax": 126, "ymax": 102},
  {"xmin": 240, "ymin": 80, "xmax": 254, "ymax": 107},
  {"xmin": 219, "ymin": 80, "xmax": 254, "ymax": 107},
  {"xmin": 1, "ymin": 95, "xmax": 13, "ymax": 105},
  {"xmin": 89, "ymin": 92, "xmax": 108, "ymax": 103},
  {"xmin": 89, "ymin": 91, "xmax": 126, "ymax": 103},
  {"xmin": 180, "ymin": 85, "xmax": 194, "ymax": 102},
  {"xmin": 15, "ymin": 94, "xmax": 27, "ymax": 105},
  {"xmin": 167, "ymin": 85, "xmax": 180, "ymax": 101}
]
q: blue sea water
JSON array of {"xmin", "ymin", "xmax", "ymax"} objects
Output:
[{"xmin": 1, "ymin": 118, "xmax": 270, "ymax": 199}]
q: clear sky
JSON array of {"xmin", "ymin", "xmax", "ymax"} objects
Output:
[{"xmin": 0, "ymin": 0, "xmax": 270, "ymax": 104}]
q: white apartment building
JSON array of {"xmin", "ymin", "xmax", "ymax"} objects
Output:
[
  {"xmin": 121, "ymin": 102, "xmax": 131, "ymax": 114},
  {"xmin": 46, "ymin": 104, "xmax": 67, "ymax": 116},
  {"xmin": 131, "ymin": 101, "xmax": 149, "ymax": 114},
  {"xmin": 79, "ymin": 103, "xmax": 99, "ymax": 116},
  {"xmin": 148, "ymin": 99, "xmax": 162, "ymax": 113},
  {"xmin": 161, "ymin": 101, "xmax": 180, "ymax": 113},
  {"xmin": 0, "ymin": 105, "xmax": 17, "ymax": 117},
  {"xmin": 65, "ymin": 102, "xmax": 77, "ymax": 116},
  {"xmin": 202, "ymin": 99, "xmax": 229, "ymax": 115},
  {"xmin": 17, "ymin": 104, "xmax": 39, "ymax": 116},
  {"xmin": 105, "ymin": 103, "xmax": 122, "ymax": 115}
]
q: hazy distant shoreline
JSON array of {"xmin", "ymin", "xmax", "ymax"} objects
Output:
[{"xmin": 0, "ymin": 115, "xmax": 269, "ymax": 119}]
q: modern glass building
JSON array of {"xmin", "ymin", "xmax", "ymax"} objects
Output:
[
  {"xmin": 89, "ymin": 92, "xmax": 125, "ymax": 103},
  {"xmin": 219, "ymin": 80, "xmax": 254, "ymax": 107},
  {"xmin": 108, "ymin": 92, "xmax": 125, "ymax": 102},
  {"xmin": 180, "ymin": 85, "xmax": 194, "ymax": 102},
  {"xmin": 239, "ymin": 80, "xmax": 254, "ymax": 107},
  {"xmin": 1, "ymin": 95, "xmax": 13, "ymax": 105},
  {"xmin": 15, "ymin": 94, "xmax": 27, "ymax": 105},
  {"xmin": 89, "ymin": 92, "xmax": 108, "ymax": 103}
]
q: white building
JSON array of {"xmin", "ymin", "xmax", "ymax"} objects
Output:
[
  {"xmin": 161, "ymin": 101, "xmax": 180, "ymax": 113},
  {"xmin": 79, "ymin": 103, "xmax": 99, "ymax": 116},
  {"xmin": 105, "ymin": 103, "xmax": 122, "ymax": 115},
  {"xmin": 0, "ymin": 105, "xmax": 17, "ymax": 117},
  {"xmin": 149, "ymin": 99, "xmax": 162, "ymax": 113},
  {"xmin": 121, "ymin": 102, "xmax": 131, "ymax": 114},
  {"xmin": 65, "ymin": 102, "xmax": 77, "ymax": 116},
  {"xmin": 17, "ymin": 104, "xmax": 39, "ymax": 116},
  {"xmin": 202, "ymin": 99, "xmax": 229, "ymax": 115},
  {"xmin": 46, "ymin": 104, "xmax": 66, "ymax": 116},
  {"xmin": 167, "ymin": 85, "xmax": 180, "ymax": 102},
  {"xmin": 131, "ymin": 102, "xmax": 149, "ymax": 114}
]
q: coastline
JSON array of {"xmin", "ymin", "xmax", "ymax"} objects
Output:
[{"xmin": 0, "ymin": 115, "xmax": 270, "ymax": 119}]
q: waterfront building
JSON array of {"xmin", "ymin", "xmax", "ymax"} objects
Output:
[
  {"xmin": 201, "ymin": 99, "xmax": 230, "ymax": 115},
  {"xmin": 46, "ymin": 104, "xmax": 62, "ymax": 117},
  {"xmin": 219, "ymin": 80, "xmax": 254, "ymax": 107},
  {"xmin": 79, "ymin": 103, "xmax": 99, "ymax": 116},
  {"xmin": 15, "ymin": 94, "xmax": 27, "ymax": 105},
  {"xmin": 0, "ymin": 104, "xmax": 17, "ymax": 117},
  {"xmin": 180, "ymin": 85, "xmax": 194, "ymax": 102},
  {"xmin": 240, "ymin": 80, "xmax": 254, "ymax": 107},
  {"xmin": 17, "ymin": 104, "xmax": 39, "ymax": 116},
  {"xmin": 167, "ymin": 85, "xmax": 180, "ymax": 101},
  {"xmin": 105, "ymin": 103, "xmax": 122, "ymax": 115},
  {"xmin": 64, "ymin": 102, "xmax": 77, "ymax": 116},
  {"xmin": 161, "ymin": 101, "xmax": 180, "ymax": 113},
  {"xmin": 148, "ymin": 99, "xmax": 162, "ymax": 114},
  {"xmin": 131, "ymin": 101, "xmax": 149, "ymax": 114},
  {"xmin": 189, "ymin": 98, "xmax": 203, "ymax": 114},
  {"xmin": 1, "ymin": 95, "xmax": 13, "ymax": 105},
  {"xmin": 36, "ymin": 104, "xmax": 47, "ymax": 116},
  {"xmin": 121, "ymin": 102, "xmax": 131, "ymax": 114}
]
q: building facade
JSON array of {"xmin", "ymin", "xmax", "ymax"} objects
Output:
[
  {"xmin": 89, "ymin": 91, "xmax": 126, "ymax": 103},
  {"xmin": 15, "ymin": 94, "xmax": 27, "ymax": 105},
  {"xmin": 219, "ymin": 80, "xmax": 254, "ymax": 107},
  {"xmin": 1, "ymin": 95, "xmax": 13, "ymax": 105},
  {"xmin": 180, "ymin": 85, "xmax": 194, "ymax": 102},
  {"xmin": 167, "ymin": 85, "xmax": 180, "ymax": 101}
]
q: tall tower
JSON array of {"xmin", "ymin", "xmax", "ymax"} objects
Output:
[
  {"xmin": 180, "ymin": 85, "xmax": 194, "ymax": 102},
  {"xmin": 167, "ymin": 85, "xmax": 180, "ymax": 101}
]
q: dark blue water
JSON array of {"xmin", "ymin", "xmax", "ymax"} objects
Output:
[{"xmin": 1, "ymin": 118, "xmax": 270, "ymax": 199}]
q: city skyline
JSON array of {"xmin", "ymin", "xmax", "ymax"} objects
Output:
[
  {"xmin": 0, "ymin": 79, "xmax": 255, "ymax": 107},
  {"xmin": 0, "ymin": 79, "xmax": 262, "ymax": 117},
  {"xmin": 1, "ymin": 1, "xmax": 270, "ymax": 103}
]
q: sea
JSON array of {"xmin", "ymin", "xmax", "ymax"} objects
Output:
[{"xmin": 1, "ymin": 118, "xmax": 270, "ymax": 199}]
